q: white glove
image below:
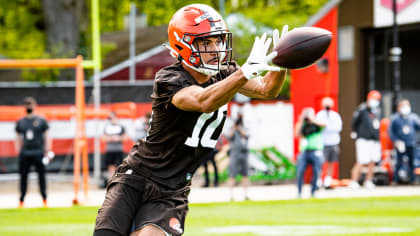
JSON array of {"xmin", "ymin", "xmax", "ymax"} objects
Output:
[
  {"xmin": 394, "ymin": 140, "xmax": 406, "ymax": 153},
  {"xmin": 241, "ymin": 33, "xmax": 280, "ymax": 80},
  {"xmin": 273, "ymin": 25, "xmax": 289, "ymax": 48},
  {"xmin": 42, "ymin": 151, "xmax": 55, "ymax": 166},
  {"xmin": 350, "ymin": 132, "xmax": 357, "ymax": 140}
]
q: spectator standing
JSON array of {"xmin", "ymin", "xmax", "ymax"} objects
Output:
[
  {"xmin": 388, "ymin": 99, "xmax": 420, "ymax": 184},
  {"xmin": 295, "ymin": 107, "xmax": 325, "ymax": 198},
  {"xmin": 201, "ymin": 148, "xmax": 219, "ymax": 187},
  {"xmin": 227, "ymin": 113, "xmax": 250, "ymax": 201},
  {"xmin": 316, "ymin": 97, "xmax": 342, "ymax": 188},
  {"xmin": 134, "ymin": 112, "xmax": 151, "ymax": 141},
  {"xmin": 102, "ymin": 111, "xmax": 128, "ymax": 186},
  {"xmin": 201, "ymin": 136, "xmax": 224, "ymax": 187},
  {"xmin": 15, "ymin": 97, "xmax": 51, "ymax": 208},
  {"xmin": 350, "ymin": 90, "xmax": 382, "ymax": 189}
]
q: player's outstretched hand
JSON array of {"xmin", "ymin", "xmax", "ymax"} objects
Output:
[
  {"xmin": 241, "ymin": 33, "xmax": 280, "ymax": 80},
  {"xmin": 273, "ymin": 25, "xmax": 289, "ymax": 48}
]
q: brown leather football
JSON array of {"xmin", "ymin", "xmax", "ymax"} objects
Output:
[{"xmin": 272, "ymin": 27, "xmax": 332, "ymax": 69}]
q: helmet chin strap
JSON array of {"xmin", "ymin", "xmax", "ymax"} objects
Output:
[
  {"xmin": 181, "ymin": 60, "xmax": 219, "ymax": 76},
  {"xmin": 198, "ymin": 66, "xmax": 219, "ymax": 76}
]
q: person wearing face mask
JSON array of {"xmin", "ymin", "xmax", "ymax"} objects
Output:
[
  {"xmin": 388, "ymin": 99, "xmax": 420, "ymax": 184},
  {"xmin": 295, "ymin": 107, "xmax": 326, "ymax": 198},
  {"xmin": 15, "ymin": 97, "xmax": 51, "ymax": 208},
  {"xmin": 349, "ymin": 90, "xmax": 382, "ymax": 189},
  {"xmin": 101, "ymin": 111, "xmax": 129, "ymax": 188},
  {"xmin": 315, "ymin": 97, "xmax": 343, "ymax": 188}
]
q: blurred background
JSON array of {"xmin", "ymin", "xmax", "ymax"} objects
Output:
[{"xmin": 0, "ymin": 0, "xmax": 420, "ymax": 198}]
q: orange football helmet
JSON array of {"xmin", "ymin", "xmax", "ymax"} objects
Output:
[{"xmin": 167, "ymin": 4, "xmax": 232, "ymax": 76}]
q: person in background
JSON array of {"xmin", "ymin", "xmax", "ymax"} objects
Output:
[
  {"xmin": 388, "ymin": 99, "xmax": 420, "ymax": 184},
  {"xmin": 316, "ymin": 97, "xmax": 342, "ymax": 188},
  {"xmin": 201, "ymin": 136, "xmax": 224, "ymax": 187},
  {"xmin": 227, "ymin": 113, "xmax": 250, "ymax": 201},
  {"xmin": 350, "ymin": 90, "xmax": 382, "ymax": 189},
  {"xmin": 134, "ymin": 112, "xmax": 152, "ymax": 141},
  {"xmin": 201, "ymin": 148, "xmax": 219, "ymax": 188},
  {"xmin": 102, "ymin": 111, "xmax": 129, "ymax": 186},
  {"xmin": 15, "ymin": 97, "xmax": 52, "ymax": 208},
  {"xmin": 295, "ymin": 107, "xmax": 325, "ymax": 198}
]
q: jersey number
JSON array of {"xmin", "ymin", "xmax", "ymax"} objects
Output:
[{"xmin": 185, "ymin": 104, "xmax": 227, "ymax": 148}]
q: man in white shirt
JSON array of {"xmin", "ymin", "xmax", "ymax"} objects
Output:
[{"xmin": 316, "ymin": 97, "xmax": 342, "ymax": 188}]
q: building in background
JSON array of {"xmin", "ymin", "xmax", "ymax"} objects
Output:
[{"xmin": 291, "ymin": 0, "xmax": 420, "ymax": 179}]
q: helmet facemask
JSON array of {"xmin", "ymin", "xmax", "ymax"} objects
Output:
[{"xmin": 184, "ymin": 31, "xmax": 232, "ymax": 76}]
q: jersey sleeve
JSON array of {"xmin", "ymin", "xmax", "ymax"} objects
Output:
[
  {"xmin": 351, "ymin": 108, "xmax": 361, "ymax": 132},
  {"xmin": 411, "ymin": 113, "xmax": 420, "ymax": 131},
  {"xmin": 42, "ymin": 118, "xmax": 49, "ymax": 132},
  {"xmin": 15, "ymin": 120, "xmax": 22, "ymax": 133},
  {"xmin": 153, "ymin": 69, "xmax": 194, "ymax": 109}
]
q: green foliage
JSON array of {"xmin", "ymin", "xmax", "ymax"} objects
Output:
[
  {"xmin": 98, "ymin": 0, "xmax": 131, "ymax": 32},
  {"xmin": 21, "ymin": 68, "xmax": 60, "ymax": 83},
  {"xmin": 231, "ymin": 0, "xmax": 330, "ymax": 29},
  {"xmin": 0, "ymin": 0, "xmax": 45, "ymax": 59},
  {"xmin": 134, "ymin": 0, "xmax": 215, "ymax": 26}
]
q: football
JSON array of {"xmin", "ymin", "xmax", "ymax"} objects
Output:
[{"xmin": 272, "ymin": 27, "xmax": 332, "ymax": 69}]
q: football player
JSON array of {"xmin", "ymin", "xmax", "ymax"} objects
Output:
[{"xmin": 94, "ymin": 4, "xmax": 288, "ymax": 236}]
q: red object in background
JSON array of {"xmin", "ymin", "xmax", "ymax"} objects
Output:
[
  {"xmin": 290, "ymin": 6, "xmax": 339, "ymax": 181},
  {"xmin": 102, "ymin": 49, "xmax": 175, "ymax": 81},
  {"xmin": 379, "ymin": 118, "xmax": 394, "ymax": 181}
]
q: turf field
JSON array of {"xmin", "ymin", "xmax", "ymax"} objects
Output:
[{"xmin": 1, "ymin": 196, "xmax": 419, "ymax": 236}]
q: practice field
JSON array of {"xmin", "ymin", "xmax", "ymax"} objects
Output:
[{"xmin": 1, "ymin": 196, "xmax": 419, "ymax": 236}]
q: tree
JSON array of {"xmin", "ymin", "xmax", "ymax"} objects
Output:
[
  {"xmin": 0, "ymin": 0, "xmax": 45, "ymax": 59},
  {"xmin": 41, "ymin": 0, "xmax": 85, "ymax": 58},
  {"xmin": 41, "ymin": 0, "xmax": 86, "ymax": 80}
]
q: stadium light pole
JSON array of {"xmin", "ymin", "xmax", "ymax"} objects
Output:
[
  {"xmin": 79, "ymin": 0, "xmax": 102, "ymax": 185},
  {"xmin": 390, "ymin": 0, "xmax": 402, "ymax": 112},
  {"xmin": 129, "ymin": 3, "xmax": 137, "ymax": 84}
]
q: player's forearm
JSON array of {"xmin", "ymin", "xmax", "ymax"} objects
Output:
[
  {"xmin": 15, "ymin": 135, "xmax": 21, "ymax": 153},
  {"xmin": 45, "ymin": 132, "xmax": 52, "ymax": 151},
  {"xmin": 198, "ymin": 70, "xmax": 248, "ymax": 113},
  {"xmin": 239, "ymin": 69, "xmax": 286, "ymax": 99},
  {"xmin": 261, "ymin": 70, "xmax": 287, "ymax": 98}
]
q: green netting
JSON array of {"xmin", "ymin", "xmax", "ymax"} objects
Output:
[{"xmin": 209, "ymin": 146, "xmax": 296, "ymax": 183}]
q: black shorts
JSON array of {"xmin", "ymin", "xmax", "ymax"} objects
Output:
[
  {"xmin": 228, "ymin": 156, "xmax": 248, "ymax": 177},
  {"xmin": 94, "ymin": 163, "xmax": 189, "ymax": 236},
  {"xmin": 105, "ymin": 151, "xmax": 124, "ymax": 167},
  {"xmin": 323, "ymin": 145, "xmax": 339, "ymax": 163}
]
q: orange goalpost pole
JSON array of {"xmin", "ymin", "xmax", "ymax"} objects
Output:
[
  {"xmin": 0, "ymin": 56, "xmax": 89, "ymax": 206},
  {"xmin": 0, "ymin": 58, "xmax": 79, "ymax": 68},
  {"xmin": 73, "ymin": 55, "xmax": 89, "ymax": 205}
]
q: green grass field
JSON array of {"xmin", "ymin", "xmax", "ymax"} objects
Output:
[{"xmin": 1, "ymin": 196, "xmax": 420, "ymax": 236}]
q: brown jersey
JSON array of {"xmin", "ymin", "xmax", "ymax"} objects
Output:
[{"xmin": 126, "ymin": 61, "xmax": 239, "ymax": 189}]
